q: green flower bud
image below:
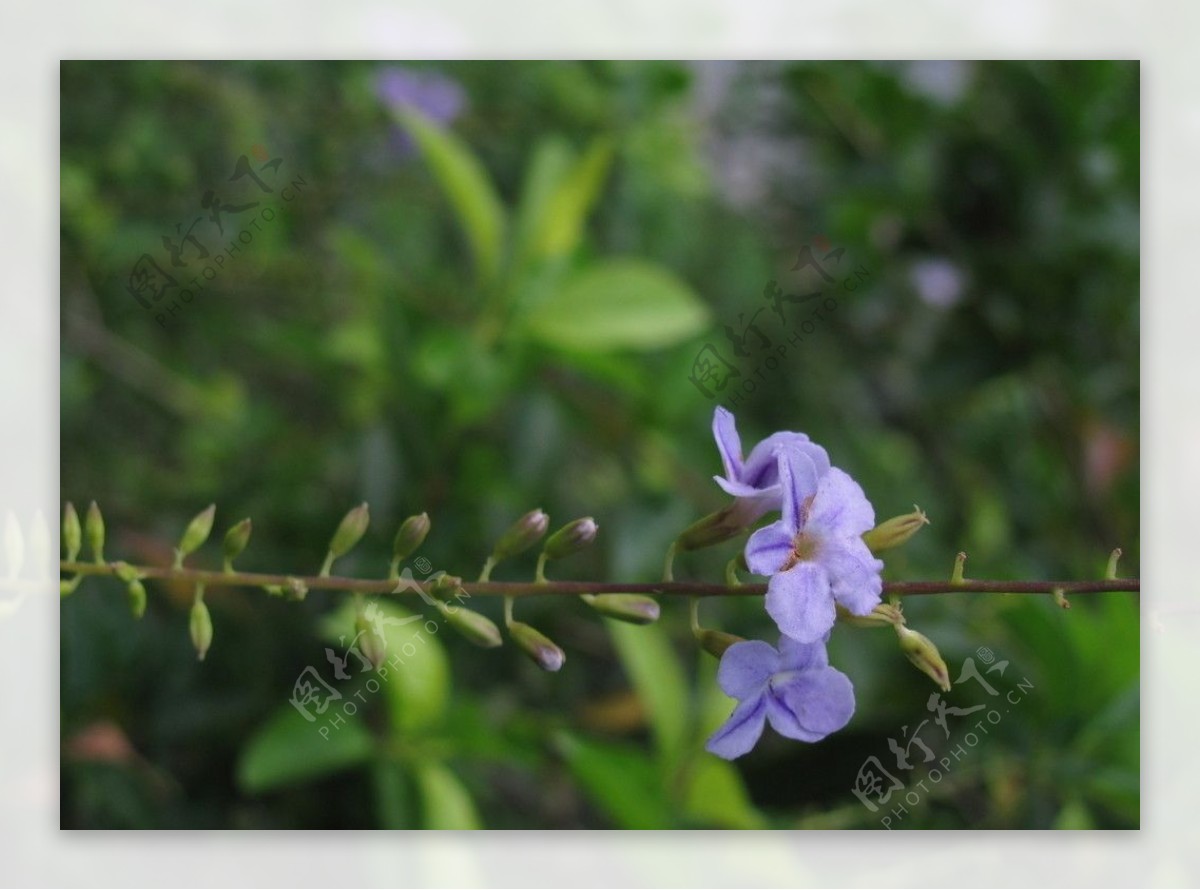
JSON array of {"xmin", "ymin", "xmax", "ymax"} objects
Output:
[
  {"xmin": 837, "ymin": 602, "xmax": 904, "ymax": 628},
  {"xmin": 113, "ymin": 560, "xmax": 140, "ymax": 583},
  {"xmin": 543, "ymin": 517, "xmax": 598, "ymax": 561},
  {"xmin": 581, "ymin": 593, "xmax": 659, "ymax": 625},
  {"xmin": 491, "ymin": 509, "xmax": 549, "ymax": 562},
  {"xmin": 127, "ymin": 579, "xmax": 147, "ymax": 619},
  {"xmin": 863, "ymin": 505, "xmax": 929, "ymax": 554},
  {"xmin": 356, "ymin": 608, "xmax": 386, "ymax": 669},
  {"xmin": 392, "ymin": 512, "xmax": 431, "ymax": 563},
  {"xmin": 440, "ymin": 604, "xmax": 503, "ymax": 648},
  {"xmin": 190, "ymin": 596, "xmax": 213, "ymax": 661},
  {"xmin": 695, "ymin": 628, "xmax": 745, "ymax": 659},
  {"xmin": 85, "ymin": 501, "xmax": 105, "ymax": 564},
  {"xmin": 62, "ymin": 502, "xmax": 82, "ymax": 562},
  {"xmin": 328, "ymin": 503, "xmax": 370, "ymax": 559},
  {"xmin": 222, "ymin": 518, "xmax": 252, "ymax": 569},
  {"xmin": 508, "ymin": 621, "xmax": 564, "ymax": 672},
  {"xmin": 895, "ymin": 624, "xmax": 950, "ymax": 692},
  {"xmin": 675, "ymin": 500, "xmax": 759, "ymax": 553},
  {"xmin": 178, "ymin": 504, "xmax": 216, "ymax": 558},
  {"xmin": 1053, "ymin": 587, "xmax": 1070, "ymax": 610}
]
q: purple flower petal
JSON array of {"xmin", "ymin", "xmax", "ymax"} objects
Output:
[
  {"xmin": 742, "ymin": 433, "xmax": 830, "ymax": 490},
  {"xmin": 713, "ymin": 476, "xmax": 778, "ymax": 502},
  {"xmin": 712, "ymin": 406, "xmax": 743, "ymax": 482},
  {"xmin": 745, "ymin": 520, "xmax": 795, "ymax": 577},
  {"xmin": 765, "ymin": 666, "xmax": 855, "ymax": 743},
  {"xmin": 820, "ymin": 537, "xmax": 884, "ymax": 616},
  {"xmin": 705, "ymin": 694, "xmax": 768, "ymax": 760},
  {"xmin": 805, "ymin": 467, "xmax": 876, "ymax": 537},
  {"xmin": 765, "ymin": 561, "xmax": 836, "ymax": 644},
  {"xmin": 778, "ymin": 634, "xmax": 831, "ymax": 672},
  {"xmin": 716, "ymin": 640, "xmax": 780, "ymax": 698},
  {"xmin": 777, "ymin": 449, "xmax": 820, "ymax": 533}
]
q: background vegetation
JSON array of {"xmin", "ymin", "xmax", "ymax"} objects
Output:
[{"xmin": 60, "ymin": 60, "xmax": 1139, "ymax": 829}]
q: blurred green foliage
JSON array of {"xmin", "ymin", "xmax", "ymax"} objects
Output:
[{"xmin": 60, "ymin": 60, "xmax": 1138, "ymax": 829}]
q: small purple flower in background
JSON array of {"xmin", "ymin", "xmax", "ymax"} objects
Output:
[
  {"xmin": 745, "ymin": 450, "xmax": 884, "ymax": 644},
  {"xmin": 706, "ymin": 635, "xmax": 855, "ymax": 760},
  {"xmin": 712, "ymin": 406, "xmax": 831, "ymax": 520},
  {"xmin": 374, "ymin": 66, "xmax": 466, "ymax": 155}
]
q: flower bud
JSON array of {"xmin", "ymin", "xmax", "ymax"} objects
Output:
[
  {"xmin": 222, "ymin": 518, "xmax": 252, "ymax": 569},
  {"xmin": 356, "ymin": 608, "xmax": 387, "ymax": 669},
  {"xmin": 63, "ymin": 502, "xmax": 82, "ymax": 562},
  {"xmin": 581, "ymin": 593, "xmax": 659, "ymax": 625},
  {"xmin": 328, "ymin": 503, "xmax": 370, "ymax": 559},
  {"xmin": 113, "ymin": 560, "xmax": 140, "ymax": 583},
  {"xmin": 440, "ymin": 605, "xmax": 503, "ymax": 648},
  {"xmin": 543, "ymin": 517, "xmax": 598, "ymax": 561},
  {"xmin": 837, "ymin": 602, "xmax": 904, "ymax": 628},
  {"xmin": 695, "ymin": 628, "xmax": 744, "ymax": 659},
  {"xmin": 863, "ymin": 505, "xmax": 929, "ymax": 554},
  {"xmin": 895, "ymin": 624, "xmax": 950, "ymax": 691},
  {"xmin": 127, "ymin": 579, "xmax": 147, "ymax": 619},
  {"xmin": 508, "ymin": 621, "xmax": 565, "ymax": 672},
  {"xmin": 392, "ymin": 512, "xmax": 431, "ymax": 563},
  {"xmin": 675, "ymin": 503, "xmax": 756, "ymax": 553},
  {"xmin": 85, "ymin": 501, "xmax": 105, "ymax": 563},
  {"xmin": 491, "ymin": 509, "xmax": 549, "ymax": 561},
  {"xmin": 190, "ymin": 596, "xmax": 213, "ymax": 661},
  {"xmin": 178, "ymin": 504, "xmax": 216, "ymax": 558}
]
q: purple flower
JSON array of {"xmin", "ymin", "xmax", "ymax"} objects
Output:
[
  {"xmin": 374, "ymin": 67, "xmax": 466, "ymax": 157},
  {"xmin": 745, "ymin": 450, "xmax": 884, "ymax": 644},
  {"xmin": 375, "ymin": 66, "xmax": 466, "ymax": 122},
  {"xmin": 706, "ymin": 635, "xmax": 855, "ymax": 759},
  {"xmin": 712, "ymin": 406, "xmax": 831, "ymax": 520}
]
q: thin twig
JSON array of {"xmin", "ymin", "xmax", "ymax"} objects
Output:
[{"xmin": 58, "ymin": 560, "xmax": 1140, "ymax": 599}]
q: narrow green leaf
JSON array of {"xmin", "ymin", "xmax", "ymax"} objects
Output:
[
  {"xmin": 237, "ymin": 704, "xmax": 373, "ymax": 794},
  {"xmin": 553, "ymin": 731, "xmax": 674, "ymax": 829},
  {"xmin": 413, "ymin": 760, "xmax": 481, "ymax": 829},
  {"xmin": 514, "ymin": 135, "xmax": 613, "ymax": 266},
  {"xmin": 606, "ymin": 619, "xmax": 689, "ymax": 770},
  {"xmin": 524, "ymin": 258, "xmax": 710, "ymax": 352},
  {"xmin": 394, "ymin": 108, "xmax": 507, "ymax": 283}
]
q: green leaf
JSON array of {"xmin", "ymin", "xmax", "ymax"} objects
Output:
[
  {"xmin": 319, "ymin": 598, "xmax": 450, "ymax": 734},
  {"xmin": 372, "ymin": 758, "xmax": 414, "ymax": 829},
  {"xmin": 413, "ymin": 760, "xmax": 481, "ymax": 829},
  {"xmin": 606, "ymin": 619, "xmax": 689, "ymax": 770},
  {"xmin": 523, "ymin": 258, "xmax": 710, "ymax": 352},
  {"xmin": 237, "ymin": 704, "xmax": 373, "ymax": 794},
  {"xmin": 683, "ymin": 655, "xmax": 764, "ymax": 828},
  {"xmin": 394, "ymin": 108, "xmax": 507, "ymax": 283},
  {"xmin": 514, "ymin": 135, "xmax": 613, "ymax": 266},
  {"xmin": 682, "ymin": 756, "xmax": 766, "ymax": 829},
  {"xmin": 554, "ymin": 731, "xmax": 674, "ymax": 829}
]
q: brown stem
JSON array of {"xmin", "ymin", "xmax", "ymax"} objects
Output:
[{"xmin": 57, "ymin": 560, "xmax": 1139, "ymax": 599}]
